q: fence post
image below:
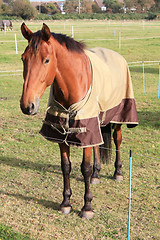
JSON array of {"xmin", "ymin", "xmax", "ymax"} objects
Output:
[
  {"xmin": 72, "ymin": 26, "xmax": 74, "ymax": 38},
  {"xmin": 128, "ymin": 150, "xmax": 132, "ymax": 240},
  {"xmin": 15, "ymin": 34, "xmax": 18, "ymax": 54},
  {"xmin": 142, "ymin": 61, "xmax": 145, "ymax": 93},
  {"xmin": 142, "ymin": 20, "xmax": 145, "ymax": 30},
  {"xmin": 119, "ymin": 32, "xmax": 121, "ymax": 49},
  {"xmin": 158, "ymin": 63, "xmax": 160, "ymax": 99},
  {"xmin": 4, "ymin": 23, "xmax": 6, "ymax": 34}
]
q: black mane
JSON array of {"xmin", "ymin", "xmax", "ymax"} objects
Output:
[
  {"xmin": 52, "ymin": 32, "xmax": 86, "ymax": 53},
  {"xmin": 30, "ymin": 30, "xmax": 86, "ymax": 53}
]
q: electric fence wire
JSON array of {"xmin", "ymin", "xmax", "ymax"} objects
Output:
[{"xmin": 0, "ymin": 126, "xmax": 159, "ymax": 161}]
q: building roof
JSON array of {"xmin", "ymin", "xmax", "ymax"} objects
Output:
[
  {"xmin": 31, "ymin": 1, "xmax": 41, "ymax": 8},
  {"xmin": 94, "ymin": 0, "xmax": 105, "ymax": 8}
]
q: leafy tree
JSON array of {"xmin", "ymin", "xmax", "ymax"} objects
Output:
[
  {"xmin": 2, "ymin": 0, "xmax": 12, "ymax": 3},
  {"xmin": 81, "ymin": 0, "xmax": 93, "ymax": 13},
  {"xmin": 10, "ymin": 0, "xmax": 37, "ymax": 19},
  {"xmin": 137, "ymin": 0, "xmax": 155, "ymax": 12},
  {"xmin": 37, "ymin": 3, "xmax": 60, "ymax": 15},
  {"xmin": 0, "ymin": 0, "xmax": 1, "ymax": 6},
  {"xmin": 1, "ymin": 2, "xmax": 11, "ymax": 13},
  {"xmin": 63, "ymin": 0, "xmax": 78, "ymax": 13},
  {"xmin": 152, "ymin": 0, "xmax": 160, "ymax": 10},
  {"xmin": 64, "ymin": 0, "xmax": 97, "ymax": 14},
  {"xmin": 47, "ymin": 3, "xmax": 60, "ymax": 14},
  {"xmin": 124, "ymin": 0, "xmax": 137, "ymax": 11},
  {"xmin": 125, "ymin": 0, "xmax": 155, "ymax": 12},
  {"xmin": 143, "ymin": 0, "xmax": 155, "ymax": 11},
  {"xmin": 103, "ymin": 0, "xmax": 123, "ymax": 13}
]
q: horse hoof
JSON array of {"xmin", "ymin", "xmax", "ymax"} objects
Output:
[
  {"xmin": 114, "ymin": 175, "xmax": 123, "ymax": 181},
  {"xmin": 80, "ymin": 210, "xmax": 94, "ymax": 219},
  {"xmin": 91, "ymin": 178, "xmax": 100, "ymax": 184},
  {"xmin": 60, "ymin": 206, "xmax": 72, "ymax": 215}
]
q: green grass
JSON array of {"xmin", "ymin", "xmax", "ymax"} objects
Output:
[
  {"xmin": 0, "ymin": 223, "xmax": 32, "ymax": 240},
  {"xmin": 0, "ymin": 20, "xmax": 160, "ymax": 240}
]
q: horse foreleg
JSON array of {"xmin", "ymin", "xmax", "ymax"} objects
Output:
[
  {"xmin": 91, "ymin": 146, "xmax": 101, "ymax": 184},
  {"xmin": 59, "ymin": 143, "xmax": 72, "ymax": 214},
  {"xmin": 113, "ymin": 124, "xmax": 123, "ymax": 181},
  {"xmin": 80, "ymin": 147, "xmax": 94, "ymax": 219}
]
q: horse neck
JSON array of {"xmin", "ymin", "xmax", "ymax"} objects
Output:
[{"xmin": 52, "ymin": 39, "xmax": 91, "ymax": 108}]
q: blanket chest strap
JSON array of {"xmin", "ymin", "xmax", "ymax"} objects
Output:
[{"xmin": 42, "ymin": 120, "xmax": 86, "ymax": 135}]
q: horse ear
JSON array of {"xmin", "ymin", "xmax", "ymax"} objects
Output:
[
  {"xmin": 21, "ymin": 23, "xmax": 33, "ymax": 42},
  {"xmin": 41, "ymin": 23, "xmax": 51, "ymax": 42}
]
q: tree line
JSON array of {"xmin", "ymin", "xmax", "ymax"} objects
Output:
[
  {"xmin": 0, "ymin": 0, "xmax": 36, "ymax": 19},
  {"xmin": 64, "ymin": 0, "xmax": 160, "ymax": 14},
  {"xmin": 0, "ymin": 0, "xmax": 160, "ymax": 20}
]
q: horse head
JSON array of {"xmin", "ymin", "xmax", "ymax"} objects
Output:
[{"xmin": 20, "ymin": 23, "xmax": 56, "ymax": 115}]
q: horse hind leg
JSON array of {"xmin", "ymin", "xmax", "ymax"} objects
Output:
[
  {"xmin": 80, "ymin": 147, "xmax": 94, "ymax": 219},
  {"xmin": 59, "ymin": 143, "xmax": 72, "ymax": 214},
  {"xmin": 91, "ymin": 146, "xmax": 101, "ymax": 184},
  {"xmin": 113, "ymin": 124, "xmax": 123, "ymax": 181}
]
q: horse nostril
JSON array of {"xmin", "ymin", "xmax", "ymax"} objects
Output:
[
  {"xmin": 31, "ymin": 102, "xmax": 35, "ymax": 110},
  {"xmin": 20, "ymin": 100, "xmax": 39, "ymax": 115},
  {"xmin": 28, "ymin": 102, "xmax": 35, "ymax": 114}
]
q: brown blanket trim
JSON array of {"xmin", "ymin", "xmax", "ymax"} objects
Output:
[{"xmin": 99, "ymin": 98, "xmax": 138, "ymax": 128}]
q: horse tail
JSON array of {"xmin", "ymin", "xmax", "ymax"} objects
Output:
[{"xmin": 99, "ymin": 123, "xmax": 112, "ymax": 164}]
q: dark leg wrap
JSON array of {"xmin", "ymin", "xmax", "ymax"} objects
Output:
[
  {"xmin": 92, "ymin": 162, "xmax": 101, "ymax": 179},
  {"xmin": 113, "ymin": 126, "xmax": 123, "ymax": 180},
  {"xmin": 81, "ymin": 162, "xmax": 92, "ymax": 179},
  {"xmin": 60, "ymin": 161, "xmax": 72, "ymax": 208},
  {"xmin": 81, "ymin": 162, "xmax": 93, "ymax": 212}
]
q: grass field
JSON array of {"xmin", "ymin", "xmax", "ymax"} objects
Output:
[{"xmin": 0, "ymin": 20, "xmax": 160, "ymax": 240}]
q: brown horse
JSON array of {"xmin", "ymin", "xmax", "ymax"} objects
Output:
[{"xmin": 20, "ymin": 23, "xmax": 138, "ymax": 219}]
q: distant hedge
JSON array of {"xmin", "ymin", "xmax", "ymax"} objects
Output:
[
  {"xmin": 35, "ymin": 12, "xmax": 160, "ymax": 21},
  {"xmin": 0, "ymin": 14, "xmax": 22, "ymax": 20},
  {"xmin": 0, "ymin": 12, "xmax": 159, "ymax": 21}
]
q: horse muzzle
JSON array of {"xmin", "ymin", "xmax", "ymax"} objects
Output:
[{"xmin": 20, "ymin": 98, "xmax": 39, "ymax": 115}]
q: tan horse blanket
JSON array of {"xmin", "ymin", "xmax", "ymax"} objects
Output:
[{"xmin": 40, "ymin": 47, "xmax": 138, "ymax": 147}]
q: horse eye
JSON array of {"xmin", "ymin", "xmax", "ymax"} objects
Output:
[{"xmin": 44, "ymin": 58, "xmax": 49, "ymax": 64}]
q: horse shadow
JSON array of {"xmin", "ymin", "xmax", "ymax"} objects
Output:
[
  {"xmin": 0, "ymin": 155, "xmax": 114, "ymax": 187},
  {"xmin": 0, "ymin": 155, "xmax": 99, "ymax": 182},
  {"xmin": 0, "ymin": 156, "xmax": 82, "ymax": 214},
  {"xmin": 0, "ymin": 190, "xmax": 60, "ymax": 211},
  {"xmin": 0, "ymin": 156, "xmax": 61, "ymax": 210},
  {"xmin": 0, "ymin": 155, "xmax": 61, "ymax": 174}
]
